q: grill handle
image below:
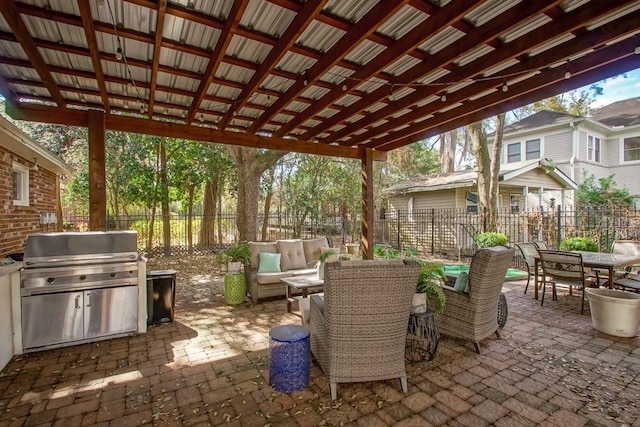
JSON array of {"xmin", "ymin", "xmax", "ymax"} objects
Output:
[{"xmin": 75, "ymin": 294, "xmax": 81, "ymax": 309}]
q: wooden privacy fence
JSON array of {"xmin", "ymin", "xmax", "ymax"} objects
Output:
[{"xmin": 61, "ymin": 206, "xmax": 640, "ymax": 257}]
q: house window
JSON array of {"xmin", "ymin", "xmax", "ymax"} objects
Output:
[
  {"xmin": 525, "ymin": 139, "xmax": 540, "ymax": 160},
  {"xmin": 510, "ymin": 195, "xmax": 520, "ymax": 213},
  {"xmin": 623, "ymin": 136, "xmax": 640, "ymax": 162},
  {"xmin": 12, "ymin": 162, "xmax": 30, "ymax": 207},
  {"xmin": 507, "ymin": 143, "xmax": 521, "ymax": 163},
  {"xmin": 466, "ymin": 192, "xmax": 478, "ymax": 213},
  {"xmin": 588, "ymin": 135, "xmax": 601, "ymax": 162}
]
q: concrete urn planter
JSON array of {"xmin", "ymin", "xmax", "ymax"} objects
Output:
[{"xmin": 585, "ymin": 288, "xmax": 640, "ymax": 337}]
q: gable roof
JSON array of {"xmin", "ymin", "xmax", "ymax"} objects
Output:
[
  {"xmin": 0, "ymin": 115, "xmax": 71, "ymax": 175},
  {"xmin": 590, "ymin": 96, "xmax": 640, "ymax": 127},
  {"xmin": 502, "ymin": 110, "xmax": 582, "ymax": 134},
  {"xmin": 387, "ymin": 159, "xmax": 576, "ymax": 195}
]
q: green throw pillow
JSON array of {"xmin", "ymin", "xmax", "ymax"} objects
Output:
[
  {"xmin": 258, "ymin": 252, "xmax": 281, "ymax": 273},
  {"xmin": 453, "ymin": 271, "xmax": 469, "ymax": 293}
]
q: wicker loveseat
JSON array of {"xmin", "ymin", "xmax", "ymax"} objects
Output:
[
  {"xmin": 246, "ymin": 237, "xmax": 331, "ymax": 305},
  {"xmin": 438, "ymin": 246, "xmax": 515, "ymax": 354},
  {"xmin": 309, "ymin": 259, "xmax": 421, "ymax": 400}
]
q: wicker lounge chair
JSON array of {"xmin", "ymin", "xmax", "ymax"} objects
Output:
[
  {"xmin": 438, "ymin": 246, "xmax": 515, "ymax": 354},
  {"xmin": 309, "ymin": 259, "xmax": 420, "ymax": 401}
]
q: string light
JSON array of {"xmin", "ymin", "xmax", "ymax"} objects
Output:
[
  {"xmin": 115, "ymin": 47, "xmax": 123, "ymax": 61},
  {"xmin": 199, "ymin": 113, "xmax": 204, "ymax": 122},
  {"xmin": 635, "ymin": 45, "xmax": 640, "ymax": 55},
  {"xmin": 139, "ymin": 103, "xmax": 145, "ymax": 113},
  {"xmin": 124, "ymin": 100, "xmax": 128, "ymax": 109},
  {"xmin": 564, "ymin": 70, "xmax": 571, "ymax": 79},
  {"xmin": 440, "ymin": 93, "xmax": 447, "ymax": 102},
  {"xmin": 502, "ymin": 82, "xmax": 509, "ymax": 92},
  {"xmin": 342, "ymin": 83, "xmax": 348, "ymax": 91}
]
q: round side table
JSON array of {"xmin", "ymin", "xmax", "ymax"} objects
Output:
[
  {"xmin": 405, "ymin": 309, "xmax": 439, "ymax": 362},
  {"xmin": 224, "ymin": 272, "xmax": 246, "ymax": 305}
]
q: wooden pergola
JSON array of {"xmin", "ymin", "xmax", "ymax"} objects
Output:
[{"xmin": 0, "ymin": 0, "xmax": 639, "ymax": 258}]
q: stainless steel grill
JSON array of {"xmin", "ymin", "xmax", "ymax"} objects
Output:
[{"xmin": 20, "ymin": 231, "xmax": 141, "ymax": 351}]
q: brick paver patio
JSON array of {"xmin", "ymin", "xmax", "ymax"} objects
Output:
[{"xmin": 1, "ymin": 273, "xmax": 639, "ymax": 426}]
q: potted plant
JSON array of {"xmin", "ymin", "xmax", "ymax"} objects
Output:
[
  {"xmin": 414, "ymin": 261, "xmax": 447, "ymax": 315},
  {"xmin": 224, "ymin": 243, "xmax": 251, "ymax": 273},
  {"xmin": 476, "ymin": 232, "xmax": 508, "ymax": 248},
  {"xmin": 317, "ymin": 249, "xmax": 338, "ymax": 280}
]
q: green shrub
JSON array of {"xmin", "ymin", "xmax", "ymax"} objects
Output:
[
  {"xmin": 559, "ymin": 237, "xmax": 598, "ymax": 252},
  {"xmin": 403, "ymin": 246, "xmax": 419, "ymax": 257},
  {"xmin": 476, "ymin": 232, "xmax": 508, "ymax": 248}
]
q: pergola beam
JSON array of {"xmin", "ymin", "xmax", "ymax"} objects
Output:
[
  {"xmin": 4, "ymin": 102, "xmax": 386, "ymax": 161},
  {"xmin": 77, "ymin": 0, "xmax": 110, "ymax": 112}
]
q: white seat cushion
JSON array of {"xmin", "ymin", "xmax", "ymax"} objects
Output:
[
  {"xmin": 256, "ymin": 271, "xmax": 293, "ymax": 284},
  {"xmin": 291, "ymin": 268, "xmax": 319, "ymax": 277}
]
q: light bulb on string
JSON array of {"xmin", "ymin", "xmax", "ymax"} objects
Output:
[
  {"xmin": 342, "ymin": 83, "xmax": 348, "ymax": 91},
  {"xmin": 199, "ymin": 113, "xmax": 204, "ymax": 122},
  {"xmin": 115, "ymin": 47, "xmax": 123, "ymax": 61},
  {"xmin": 440, "ymin": 93, "xmax": 447, "ymax": 102},
  {"xmin": 564, "ymin": 70, "xmax": 571, "ymax": 79},
  {"xmin": 502, "ymin": 82, "xmax": 509, "ymax": 92}
]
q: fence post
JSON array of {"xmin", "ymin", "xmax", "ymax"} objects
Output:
[
  {"xmin": 396, "ymin": 211, "xmax": 400, "ymax": 249},
  {"xmin": 556, "ymin": 205, "xmax": 562, "ymax": 248},
  {"xmin": 430, "ymin": 209, "xmax": 435, "ymax": 255}
]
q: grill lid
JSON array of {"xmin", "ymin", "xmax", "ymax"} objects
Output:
[{"xmin": 24, "ymin": 231, "xmax": 139, "ymax": 267}]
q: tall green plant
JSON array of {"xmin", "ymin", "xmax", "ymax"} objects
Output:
[{"xmin": 416, "ymin": 261, "xmax": 447, "ymax": 315}]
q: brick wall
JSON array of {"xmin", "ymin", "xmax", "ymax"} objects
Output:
[{"xmin": 0, "ymin": 146, "xmax": 60, "ymax": 257}]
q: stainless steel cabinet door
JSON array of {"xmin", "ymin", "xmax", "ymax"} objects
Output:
[
  {"xmin": 22, "ymin": 292, "xmax": 84, "ymax": 349},
  {"xmin": 84, "ymin": 286, "xmax": 138, "ymax": 339}
]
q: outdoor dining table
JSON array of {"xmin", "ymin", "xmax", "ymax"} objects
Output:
[{"xmin": 532, "ymin": 251, "xmax": 640, "ymax": 300}]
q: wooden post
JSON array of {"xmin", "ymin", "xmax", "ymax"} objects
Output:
[
  {"xmin": 88, "ymin": 111, "xmax": 107, "ymax": 231},
  {"xmin": 360, "ymin": 147, "xmax": 374, "ymax": 260}
]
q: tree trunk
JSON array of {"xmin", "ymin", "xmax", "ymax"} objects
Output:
[
  {"xmin": 468, "ymin": 121, "xmax": 490, "ymax": 231},
  {"xmin": 226, "ymin": 146, "xmax": 285, "ymax": 242},
  {"xmin": 261, "ymin": 167, "xmax": 275, "ymax": 240},
  {"xmin": 199, "ymin": 179, "xmax": 218, "ymax": 247},
  {"xmin": 187, "ymin": 184, "xmax": 195, "ymax": 254},
  {"xmin": 488, "ymin": 113, "xmax": 506, "ymax": 230},
  {"xmin": 440, "ymin": 131, "xmax": 456, "ymax": 173},
  {"xmin": 160, "ymin": 140, "xmax": 171, "ymax": 255}
]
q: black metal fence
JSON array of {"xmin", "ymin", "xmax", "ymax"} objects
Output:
[
  {"xmin": 381, "ymin": 206, "xmax": 640, "ymax": 256},
  {"xmin": 62, "ymin": 206, "xmax": 640, "ymax": 258}
]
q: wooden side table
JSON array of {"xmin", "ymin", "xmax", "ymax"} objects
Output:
[{"xmin": 405, "ymin": 309, "xmax": 439, "ymax": 362}]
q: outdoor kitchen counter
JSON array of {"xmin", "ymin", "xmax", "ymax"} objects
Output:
[
  {"xmin": 0, "ymin": 263, "xmax": 21, "ymax": 373},
  {"xmin": 0, "ymin": 258, "xmax": 148, "ymax": 374}
]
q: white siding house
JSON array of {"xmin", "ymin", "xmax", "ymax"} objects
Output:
[{"xmin": 500, "ymin": 97, "xmax": 640, "ymax": 205}]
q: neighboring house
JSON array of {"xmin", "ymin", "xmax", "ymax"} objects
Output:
[
  {"xmin": 499, "ymin": 97, "xmax": 640, "ymax": 205},
  {"xmin": 0, "ymin": 115, "xmax": 71, "ymax": 257},
  {"xmin": 387, "ymin": 160, "xmax": 576, "ymax": 215}
]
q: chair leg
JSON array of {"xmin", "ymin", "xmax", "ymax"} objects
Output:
[
  {"xmin": 581, "ymin": 287, "xmax": 585, "ymax": 315},
  {"xmin": 495, "ymin": 328, "xmax": 501, "ymax": 338},
  {"xmin": 473, "ymin": 342, "xmax": 481, "ymax": 354},
  {"xmin": 541, "ymin": 281, "xmax": 546, "ymax": 306},
  {"xmin": 524, "ymin": 273, "xmax": 530, "ymax": 294},
  {"xmin": 330, "ymin": 382, "xmax": 337, "ymax": 401},
  {"xmin": 400, "ymin": 376, "xmax": 408, "ymax": 393}
]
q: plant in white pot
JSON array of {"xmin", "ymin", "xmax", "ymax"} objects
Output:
[
  {"xmin": 223, "ymin": 243, "xmax": 251, "ymax": 273},
  {"xmin": 414, "ymin": 261, "xmax": 447, "ymax": 315},
  {"xmin": 317, "ymin": 249, "xmax": 338, "ymax": 280}
]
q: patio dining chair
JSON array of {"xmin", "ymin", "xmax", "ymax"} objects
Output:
[
  {"xmin": 538, "ymin": 250, "xmax": 597, "ymax": 314},
  {"xmin": 515, "ymin": 242, "xmax": 541, "ymax": 295},
  {"xmin": 594, "ymin": 240, "xmax": 640, "ymax": 287},
  {"xmin": 533, "ymin": 240, "xmax": 547, "ymax": 250}
]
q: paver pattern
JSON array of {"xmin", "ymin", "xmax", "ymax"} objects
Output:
[{"xmin": 1, "ymin": 266, "xmax": 639, "ymax": 426}]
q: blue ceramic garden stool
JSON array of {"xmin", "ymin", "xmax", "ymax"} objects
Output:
[{"xmin": 269, "ymin": 325, "xmax": 310, "ymax": 393}]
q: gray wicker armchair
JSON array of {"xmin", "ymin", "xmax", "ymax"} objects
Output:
[
  {"xmin": 309, "ymin": 259, "xmax": 420, "ymax": 401},
  {"xmin": 438, "ymin": 246, "xmax": 515, "ymax": 354}
]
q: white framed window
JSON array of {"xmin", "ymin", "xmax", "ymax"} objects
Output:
[
  {"xmin": 525, "ymin": 139, "xmax": 540, "ymax": 160},
  {"xmin": 510, "ymin": 195, "xmax": 520, "ymax": 213},
  {"xmin": 507, "ymin": 142, "xmax": 521, "ymax": 163},
  {"xmin": 588, "ymin": 135, "xmax": 601, "ymax": 162},
  {"xmin": 12, "ymin": 162, "xmax": 30, "ymax": 207},
  {"xmin": 466, "ymin": 192, "xmax": 478, "ymax": 213},
  {"xmin": 623, "ymin": 136, "xmax": 640, "ymax": 162}
]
